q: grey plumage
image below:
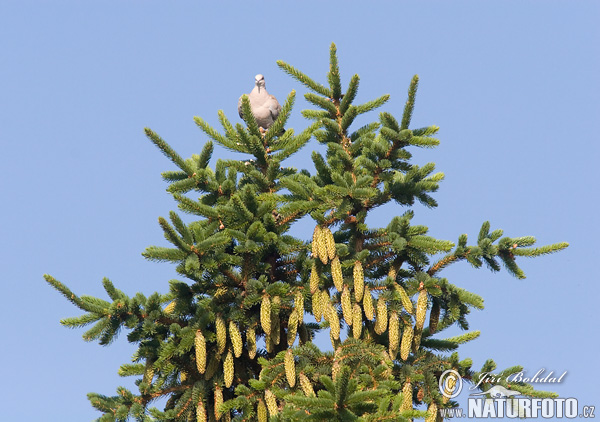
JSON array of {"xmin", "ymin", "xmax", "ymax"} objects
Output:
[{"xmin": 238, "ymin": 74, "xmax": 281, "ymax": 130}]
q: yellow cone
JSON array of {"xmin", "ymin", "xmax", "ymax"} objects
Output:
[
  {"xmin": 215, "ymin": 316, "xmax": 226, "ymax": 355},
  {"xmin": 257, "ymin": 399, "xmax": 267, "ymax": 422},
  {"xmin": 400, "ymin": 322, "xmax": 414, "ymax": 361},
  {"xmin": 426, "ymin": 401, "xmax": 438, "ymax": 422},
  {"xmin": 229, "ymin": 321, "xmax": 243, "ymax": 358},
  {"xmin": 299, "ymin": 373, "xmax": 315, "ymax": 397},
  {"xmin": 312, "ymin": 225, "xmax": 321, "ymax": 259},
  {"xmin": 341, "ymin": 286, "xmax": 352, "ymax": 326},
  {"xmin": 394, "ymin": 283, "xmax": 414, "ymax": 314},
  {"xmin": 247, "ymin": 326, "xmax": 257, "ymax": 359},
  {"xmin": 416, "ymin": 289, "xmax": 428, "ymax": 331},
  {"xmin": 312, "ymin": 288, "xmax": 323, "ymax": 322},
  {"xmin": 265, "ymin": 389, "xmax": 278, "ymax": 416},
  {"xmin": 287, "ymin": 310, "xmax": 298, "ymax": 347},
  {"xmin": 295, "ymin": 291, "xmax": 304, "ymax": 324},
  {"xmin": 260, "ymin": 296, "xmax": 271, "ymax": 335},
  {"xmin": 315, "ymin": 226, "xmax": 329, "ymax": 264},
  {"xmin": 327, "ymin": 301, "xmax": 340, "ymax": 340},
  {"xmin": 223, "ymin": 347, "xmax": 234, "ymax": 388},
  {"xmin": 324, "ymin": 227, "xmax": 336, "ymax": 260},
  {"xmin": 362, "ymin": 287, "xmax": 374, "ymax": 320},
  {"xmin": 352, "ymin": 303, "xmax": 362, "ymax": 339},
  {"xmin": 214, "ymin": 385, "xmax": 223, "ymax": 420},
  {"xmin": 374, "ymin": 299, "xmax": 388, "ymax": 335},
  {"xmin": 285, "ymin": 348, "xmax": 296, "ymax": 388},
  {"xmin": 331, "ymin": 256, "xmax": 343, "ymax": 292},
  {"xmin": 195, "ymin": 329, "xmax": 206, "ymax": 374},
  {"xmin": 353, "ymin": 261, "xmax": 364, "ymax": 302},
  {"xmin": 196, "ymin": 399, "xmax": 207, "ymax": 422},
  {"xmin": 388, "ymin": 311, "xmax": 400, "ymax": 359},
  {"xmin": 164, "ymin": 300, "xmax": 176, "ymax": 314},
  {"xmin": 400, "ymin": 381, "xmax": 412, "ymax": 412}
]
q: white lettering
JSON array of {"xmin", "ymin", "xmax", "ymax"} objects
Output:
[
  {"xmin": 510, "ymin": 371, "xmax": 524, "ymax": 383},
  {"xmin": 555, "ymin": 398, "xmax": 565, "ymax": 418},
  {"xmin": 519, "ymin": 398, "xmax": 532, "ymax": 418},
  {"xmin": 565, "ymin": 398, "xmax": 577, "ymax": 418},
  {"xmin": 530, "ymin": 399, "xmax": 542, "ymax": 416},
  {"xmin": 506, "ymin": 398, "xmax": 519, "ymax": 418},
  {"xmin": 482, "ymin": 399, "xmax": 496, "ymax": 418},
  {"xmin": 541, "ymin": 398, "xmax": 553, "ymax": 418},
  {"xmin": 468, "ymin": 398, "xmax": 483, "ymax": 418},
  {"xmin": 531, "ymin": 368, "xmax": 545, "ymax": 382}
]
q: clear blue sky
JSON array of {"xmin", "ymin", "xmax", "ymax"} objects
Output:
[{"xmin": 1, "ymin": 2, "xmax": 598, "ymax": 420}]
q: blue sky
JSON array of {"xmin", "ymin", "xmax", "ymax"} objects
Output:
[{"xmin": 1, "ymin": 1, "xmax": 598, "ymax": 420}]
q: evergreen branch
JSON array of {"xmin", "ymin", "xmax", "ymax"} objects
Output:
[
  {"xmin": 194, "ymin": 232, "xmax": 231, "ymax": 253},
  {"xmin": 44, "ymin": 274, "xmax": 89, "ymax": 310},
  {"xmin": 218, "ymin": 110, "xmax": 249, "ymax": 152},
  {"xmin": 268, "ymin": 127, "xmax": 294, "ymax": 152},
  {"xmin": 478, "ymin": 221, "xmax": 491, "ymax": 242},
  {"xmin": 400, "ymin": 75, "xmax": 419, "ymax": 130},
  {"xmin": 320, "ymin": 117, "xmax": 342, "ymax": 135},
  {"xmin": 194, "ymin": 115, "xmax": 246, "ymax": 153},
  {"xmin": 340, "ymin": 105, "xmax": 358, "ymax": 132},
  {"xmin": 102, "ymin": 278, "xmax": 126, "ymax": 301},
  {"xmin": 451, "ymin": 286, "xmax": 484, "ymax": 309},
  {"xmin": 118, "ymin": 363, "xmax": 145, "ymax": 377},
  {"xmin": 166, "ymin": 177, "xmax": 199, "ymax": 194},
  {"xmin": 265, "ymin": 90, "xmax": 296, "ymax": 144},
  {"xmin": 380, "ymin": 112, "xmax": 401, "ymax": 133},
  {"xmin": 197, "ymin": 141, "xmax": 214, "ymax": 169},
  {"xmin": 418, "ymin": 338, "xmax": 459, "ymax": 352},
  {"xmin": 60, "ymin": 313, "xmax": 104, "ymax": 328},
  {"xmin": 142, "ymin": 246, "xmax": 188, "ymax": 262},
  {"xmin": 355, "ymin": 94, "xmax": 390, "ymax": 115},
  {"xmin": 443, "ymin": 330, "xmax": 481, "ymax": 345},
  {"xmin": 81, "ymin": 296, "xmax": 112, "ymax": 314},
  {"xmin": 173, "ymin": 193, "xmax": 219, "ymax": 218},
  {"xmin": 302, "ymin": 109, "xmax": 330, "ymax": 120},
  {"xmin": 512, "ymin": 242, "xmax": 569, "ymax": 257},
  {"xmin": 499, "ymin": 254, "xmax": 526, "ymax": 279},
  {"xmin": 412, "ymin": 125, "xmax": 440, "ymax": 137},
  {"xmin": 508, "ymin": 236, "xmax": 533, "ymax": 247},
  {"xmin": 169, "ymin": 211, "xmax": 194, "ymax": 244},
  {"xmin": 239, "ymin": 95, "xmax": 262, "ymax": 137},
  {"xmin": 158, "ymin": 217, "xmax": 191, "ymax": 251},
  {"xmin": 305, "ymin": 92, "xmax": 338, "ymax": 115},
  {"xmin": 408, "ymin": 136, "xmax": 440, "ymax": 148},
  {"xmin": 161, "ymin": 170, "xmax": 188, "ymax": 182},
  {"xmin": 340, "ymin": 74, "xmax": 360, "ymax": 114},
  {"xmin": 427, "ymin": 253, "xmax": 464, "ymax": 276},
  {"xmin": 144, "ymin": 128, "xmax": 192, "ymax": 174},
  {"xmin": 350, "ymin": 122, "xmax": 380, "ymax": 142},
  {"xmin": 273, "ymin": 127, "xmax": 314, "ymax": 162},
  {"xmin": 328, "ymin": 43, "xmax": 342, "ymax": 100},
  {"xmin": 277, "ymin": 60, "xmax": 332, "ymax": 97},
  {"xmin": 312, "ymin": 151, "xmax": 332, "ymax": 185},
  {"xmin": 82, "ymin": 318, "xmax": 111, "ymax": 342}
]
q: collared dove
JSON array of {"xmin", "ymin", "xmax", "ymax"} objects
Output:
[{"xmin": 238, "ymin": 74, "xmax": 281, "ymax": 131}]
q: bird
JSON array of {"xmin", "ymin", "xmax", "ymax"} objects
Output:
[{"xmin": 238, "ymin": 74, "xmax": 281, "ymax": 132}]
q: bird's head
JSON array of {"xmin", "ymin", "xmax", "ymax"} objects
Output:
[{"xmin": 255, "ymin": 74, "xmax": 266, "ymax": 91}]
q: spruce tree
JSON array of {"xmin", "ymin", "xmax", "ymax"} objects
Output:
[{"xmin": 46, "ymin": 43, "xmax": 568, "ymax": 421}]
